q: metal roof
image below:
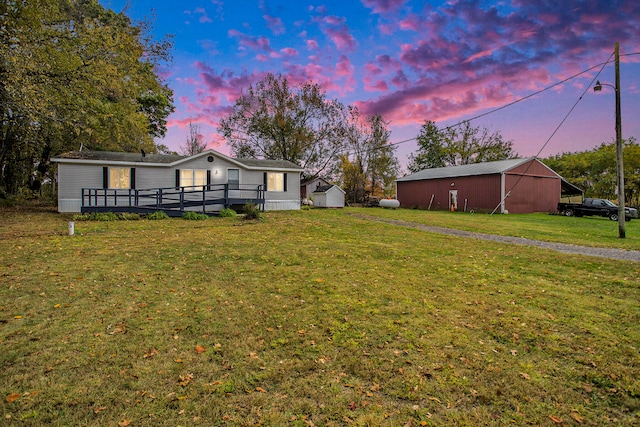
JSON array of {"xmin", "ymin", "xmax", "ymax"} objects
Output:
[{"xmin": 396, "ymin": 158, "xmax": 534, "ymax": 182}]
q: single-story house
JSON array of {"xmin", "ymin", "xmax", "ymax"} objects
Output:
[
  {"xmin": 312, "ymin": 184, "xmax": 346, "ymax": 208},
  {"xmin": 51, "ymin": 149, "xmax": 304, "ymax": 214},
  {"xmin": 396, "ymin": 158, "xmax": 583, "ymax": 214}
]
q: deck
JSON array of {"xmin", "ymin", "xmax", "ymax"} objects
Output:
[{"xmin": 81, "ymin": 184, "xmax": 265, "ymax": 217}]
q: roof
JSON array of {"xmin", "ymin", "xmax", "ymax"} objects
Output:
[
  {"xmin": 312, "ymin": 184, "xmax": 346, "ymax": 194},
  {"xmin": 301, "ymin": 176, "xmax": 331, "ymax": 186},
  {"xmin": 51, "ymin": 149, "xmax": 303, "ymax": 171},
  {"xmin": 235, "ymin": 158, "xmax": 302, "ymax": 170},
  {"xmin": 396, "ymin": 158, "xmax": 535, "ymax": 182},
  {"xmin": 52, "ymin": 150, "xmax": 185, "ymax": 164}
]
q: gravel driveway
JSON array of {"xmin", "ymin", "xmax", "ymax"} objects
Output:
[{"xmin": 349, "ymin": 213, "xmax": 640, "ymax": 263}]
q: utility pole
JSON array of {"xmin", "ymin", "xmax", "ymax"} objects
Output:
[{"xmin": 614, "ymin": 42, "xmax": 625, "ymax": 238}]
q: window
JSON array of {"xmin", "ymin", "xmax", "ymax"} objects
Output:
[
  {"xmin": 228, "ymin": 169, "xmax": 239, "ymax": 190},
  {"xmin": 180, "ymin": 169, "xmax": 207, "ymax": 187},
  {"xmin": 109, "ymin": 168, "xmax": 130, "ymax": 189},
  {"xmin": 266, "ymin": 172, "xmax": 285, "ymax": 192}
]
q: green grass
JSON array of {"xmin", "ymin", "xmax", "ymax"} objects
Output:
[
  {"xmin": 1, "ymin": 207, "xmax": 639, "ymax": 426},
  {"xmin": 356, "ymin": 207, "xmax": 640, "ymax": 250}
]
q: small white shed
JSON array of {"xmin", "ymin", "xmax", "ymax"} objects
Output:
[{"xmin": 312, "ymin": 184, "xmax": 345, "ymax": 208}]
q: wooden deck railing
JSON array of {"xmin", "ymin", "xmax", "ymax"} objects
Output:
[{"xmin": 81, "ymin": 184, "xmax": 265, "ymax": 216}]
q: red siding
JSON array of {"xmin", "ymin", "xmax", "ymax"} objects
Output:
[
  {"xmin": 397, "ymin": 175, "xmax": 502, "ymax": 212},
  {"xmin": 397, "ymin": 159, "xmax": 562, "ymax": 213},
  {"xmin": 504, "ymin": 174, "xmax": 560, "ymax": 213}
]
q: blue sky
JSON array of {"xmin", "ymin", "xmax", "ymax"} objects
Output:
[{"xmin": 99, "ymin": 0, "xmax": 640, "ymax": 170}]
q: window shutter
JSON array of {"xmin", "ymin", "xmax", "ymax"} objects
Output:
[
  {"xmin": 206, "ymin": 170, "xmax": 211, "ymax": 187},
  {"xmin": 263, "ymin": 172, "xmax": 267, "ymax": 191},
  {"xmin": 284, "ymin": 173, "xmax": 287, "ymax": 192},
  {"xmin": 175, "ymin": 169, "xmax": 180, "ymax": 188},
  {"xmin": 102, "ymin": 167, "xmax": 108, "ymax": 189},
  {"xmin": 130, "ymin": 168, "xmax": 136, "ymax": 189}
]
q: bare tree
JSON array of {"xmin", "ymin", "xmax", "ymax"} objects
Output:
[{"xmin": 180, "ymin": 122, "xmax": 207, "ymax": 156}]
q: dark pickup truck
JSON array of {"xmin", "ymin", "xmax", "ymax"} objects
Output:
[{"xmin": 558, "ymin": 198, "xmax": 638, "ymax": 221}]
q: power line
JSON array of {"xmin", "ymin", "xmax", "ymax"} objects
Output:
[
  {"xmin": 489, "ymin": 51, "xmax": 615, "ymax": 214},
  {"xmin": 382, "ymin": 58, "xmax": 621, "ymax": 152}
]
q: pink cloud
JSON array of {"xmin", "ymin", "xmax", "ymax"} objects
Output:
[
  {"xmin": 280, "ymin": 47, "xmax": 298, "ymax": 57},
  {"xmin": 306, "ymin": 39, "xmax": 319, "ymax": 50},
  {"xmin": 361, "ymin": 0, "xmax": 407, "ymax": 14},
  {"xmin": 228, "ymin": 29, "xmax": 272, "ymax": 51},
  {"xmin": 399, "ymin": 14, "xmax": 421, "ymax": 31},
  {"xmin": 195, "ymin": 7, "xmax": 212, "ymax": 23},
  {"xmin": 315, "ymin": 15, "xmax": 357, "ymax": 51},
  {"xmin": 263, "ymin": 14, "xmax": 285, "ymax": 35}
]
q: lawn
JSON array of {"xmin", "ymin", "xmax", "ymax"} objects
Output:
[{"xmin": 1, "ymin": 207, "xmax": 639, "ymax": 426}]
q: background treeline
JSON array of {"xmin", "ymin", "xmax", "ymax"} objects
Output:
[{"xmin": 543, "ymin": 138, "xmax": 640, "ymax": 207}]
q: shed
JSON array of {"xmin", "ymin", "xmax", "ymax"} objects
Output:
[
  {"xmin": 312, "ymin": 184, "xmax": 346, "ymax": 208},
  {"xmin": 396, "ymin": 158, "xmax": 582, "ymax": 214}
]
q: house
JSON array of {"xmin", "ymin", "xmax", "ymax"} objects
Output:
[
  {"xmin": 51, "ymin": 149, "xmax": 304, "ymax": 215},
  {"xmin": 300, "ymin": 176, "xmax": 331, "ymax": 200},
  {"xmin": 312, "ymin": 184, "xmax": 346, "ymax": 208},
  {"xmin": 396, "ymin": 158, "xmax": 583, "ymax": 214}
]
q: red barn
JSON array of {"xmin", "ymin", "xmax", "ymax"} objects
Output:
[{"xmin": 396, "ymin": 158, "xmax": 582, "ymax": 214}]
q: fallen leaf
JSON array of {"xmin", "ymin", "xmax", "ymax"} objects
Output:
[
  {"xmin": 520, "ymin": 372, "xmax": 530, "ymax": 380},
  {"xmin": 195, "ymin": 345, "xmax": 206, "ymax": 354},
  {"xmin": 118, "ymin": 419, "xmax": 131, "ymax": 427},
  {"xmin": 143, "ymin": 349, "xmax": 158, "ymax": 359},
  {"xmin": 174, "ymin": 358, "xmax": 183, "ymax": 363},
  {"xmin": 6, "ymin": 393, "xmax": 20, "ymax": 403},
  {"xmin": 570, "ymin": 412, "xmax": 584, "ymax": 423},
  {"xmin": 179, "ymin": 373, "xmax": 194, "ymax": 387},
  {"xmin": 94, "ymin": 406, "xmax": 107, "ymax": 414},
  {"xmin": 255, "ymin": 387, "xmax": 267, "ymax": 393},
  {"xmin": 54, "ymin": 304, "xmax": 61, "ymax": 309},
  {"xmin": 13, "ymin": 316, "xmax": 22, "ymax": 319},
  {"xmin": 549, "ymin": 415, "xmax": 563, "ymax": 423}
]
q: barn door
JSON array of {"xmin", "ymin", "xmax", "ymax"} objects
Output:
[{"xmin": 449, "ymin": 190, "xmax": 458, "ymax": 212}]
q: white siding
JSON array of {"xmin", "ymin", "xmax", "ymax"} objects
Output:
[
  {"xmin": 54, "ymin": 151, "xmax": 303, "ymax": 212},
  {"xmin": 313, "ymin": 186, "xmax": 345, "ymax": 208}
]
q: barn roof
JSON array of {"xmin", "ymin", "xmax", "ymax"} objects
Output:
[{"xmin": 396, "ymin": 158, "xmax": 535, "ymax": 182}]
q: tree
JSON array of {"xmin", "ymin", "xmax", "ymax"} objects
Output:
[
  {"xmin": 544, "ymin": 138, "xmax": 640, "ymax": 206},
  {"xmin": 218, "ymin": 73, "xmax": 347, "ymax": 177},
  {"xmin": 408, "ymin": 121, "xmax": 516, "ymax": 172},
  {"xmin": 338, "ymin": 107, "xmax": 399, "ymax": 203},
  {"xmin": 180, "ymin": 122, "xmax": 207, "ymax": 156},
  {"xmin": 0, "ymin": 0, "xmax": 174, "ymax": 196}
]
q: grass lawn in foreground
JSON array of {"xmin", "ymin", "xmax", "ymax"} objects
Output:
[{"xmin": 1, "ymin": 207, "xmax": 639, "ymax": 426}]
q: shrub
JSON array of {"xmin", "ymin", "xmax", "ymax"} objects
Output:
[
  {"xmin": 219, "ymin": 208, "xmax": 237, "ymax": 218},
  {"xmin": 242, "ymin": 203, "xmax": 262, "ymax": 220},
  {"xmin": 146, "ymin": 211, "xmax": 170, "ymax": 220},
  {"xmin": 87, "ymin": 212, "xmax": 119, "ymax": 221},
  {"xmin": 72, "ymin": 213, "xmax": 91, "ymax": 221},
  {"xmin": 182, "ymin": 211, "xmax": 209, "ymax": 220},
  {"xmin": 119, "ymin": 212, "xmax": 141, "ymax": 220}
]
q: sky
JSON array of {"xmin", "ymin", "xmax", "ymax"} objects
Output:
[{"xmin": 99, "ymin": 0, "xmax": 640, "ymax": 172}]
